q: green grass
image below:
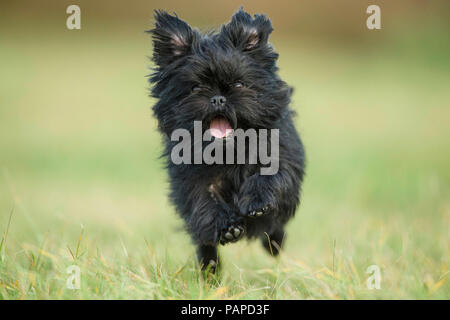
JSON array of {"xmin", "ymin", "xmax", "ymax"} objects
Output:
[{"xmin": 0, "ymin": 22, "xmax": 449, "ymax": 299}]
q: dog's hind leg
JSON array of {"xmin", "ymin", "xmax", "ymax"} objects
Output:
[
  {"xmin": 261, "ymin": 226, "xmax": 286, "ymax": 257},
  {"xmin": 197, "ymin": 244, "xmax": 219, "ymax": 273}
]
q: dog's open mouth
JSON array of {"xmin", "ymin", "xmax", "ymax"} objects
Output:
[{"xmin": 209, "ymin": 116, "xmax": 233, "ymax": 139}]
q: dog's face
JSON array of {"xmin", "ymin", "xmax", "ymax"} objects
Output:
[{"xmin": 149, "ymin": 9, "xmax": 291, "ymax": 138}]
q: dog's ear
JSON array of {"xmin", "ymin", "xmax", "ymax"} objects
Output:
[
  {"xmin": 220, "ymin": 8, "xmax": 273, "ymax": 52},
  {"xmin": 148, "ymin": 10, "xmax": 194, "ymax": 67}
]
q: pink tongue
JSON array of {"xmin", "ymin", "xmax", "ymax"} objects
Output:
[{"xmin": 209, "ymin": 117, "xmax": 232, "ymax": 138}]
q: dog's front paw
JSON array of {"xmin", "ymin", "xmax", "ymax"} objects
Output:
[
  {"xmin": 219, "ymin": 224, "xmax": 245, "ymax": 245},
  {"xmin": 239, "ymin": 195, "xmax": 274, "ymax": 218},
  {"xmin": 247, "ymin": 204, "xmax": 271, "ymax": 218}
]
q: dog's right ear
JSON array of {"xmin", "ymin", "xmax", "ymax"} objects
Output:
[
  {"xmin": 220, "ymin": 8, "xmax": 273, "ymax": 53},
  {"xmin": 147, "ymin": 10, "xmax": 194, "ymax": 68}
]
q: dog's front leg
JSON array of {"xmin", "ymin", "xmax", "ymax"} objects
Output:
[
  {"xmin": 187, "ymin": 189, "xmax": 244, "ymax": 247},
  {"xmin": 188, "ymin": 190, "xmax": 244, "ymax": 272},
  {"xmin": 237, "ymin": 167, "xmax": 300, "ymax": 219}
]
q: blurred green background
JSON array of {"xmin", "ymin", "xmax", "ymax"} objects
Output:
[{"xmin": 0, "ymin": 0, "xmax": 449, "ymax": 299}]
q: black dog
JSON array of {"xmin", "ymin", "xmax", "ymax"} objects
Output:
[{"xmin": 148, "ymin": 9, "xmax": 305, "ymax": 272}]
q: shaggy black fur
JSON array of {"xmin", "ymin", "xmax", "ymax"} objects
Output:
[{"xmin": 148, "ymin": 9, "xmax": 305, "ymax": 271}]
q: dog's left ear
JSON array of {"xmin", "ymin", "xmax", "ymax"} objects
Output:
[
  {"xmin": 148, "ymin": 10, "xmax": 194, "ymax": 68},
  {"xmin": 220, "ymin": 8, "xmax": 273, "ymax": 52}
]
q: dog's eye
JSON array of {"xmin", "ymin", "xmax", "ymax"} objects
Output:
[
  {"xmin": 192, "ymin": 85, "xmax": 202, "ymax": 93},
  {"xmin": 233, "ymin": 82, "xmax": 244, "ymax": 89}
]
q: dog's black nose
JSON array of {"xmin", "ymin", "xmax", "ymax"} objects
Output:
[{"xmin": 210, "ymin": 95, "xmax": 226, "ymax": 108}]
